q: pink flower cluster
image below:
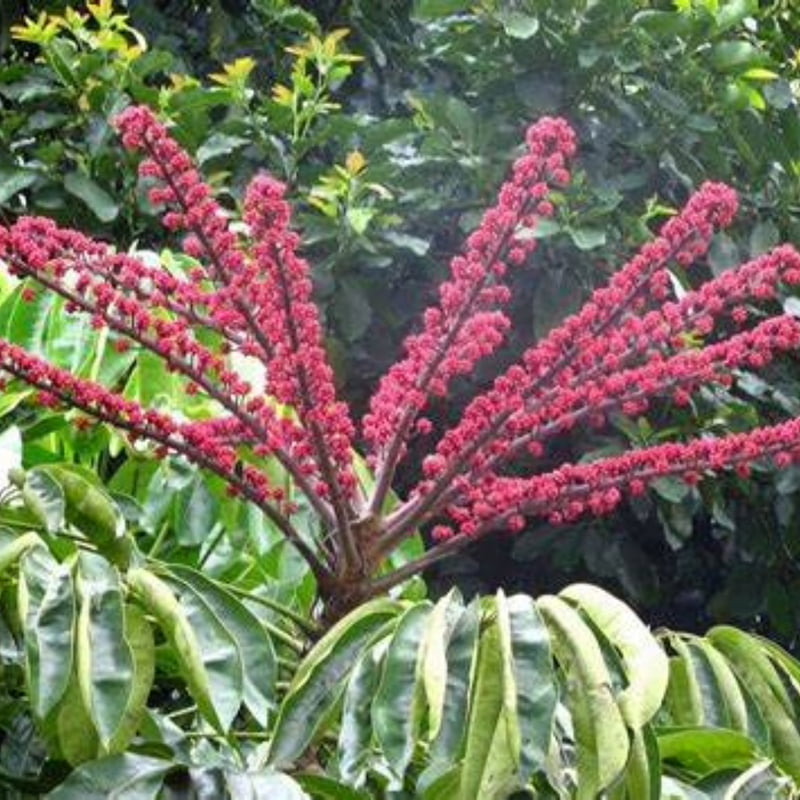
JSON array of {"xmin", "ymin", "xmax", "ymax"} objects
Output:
[
  {"xmin": 2, "ymin": 105, "xmax": 800, "ymax": 591},
  {"xmin": 363, "ymin": 118, "xmax": 576, "ymax": 473},
  {"xmin": 114, "ymin": 106, "xmax": 355, "ymax": 511}
]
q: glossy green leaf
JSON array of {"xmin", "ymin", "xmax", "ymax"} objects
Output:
[
  {"xmin": 64, "ymin": 171, "xmax": 119, "ymax": 222},
  {"xmin": 295, "ymin": 773, "xmax": 369, "ymax": 799},
  {"xmin": 160, "ymin": 572, "xmax": 244, "ymax": 732},
  {"xmin": 337, "ymin": 641, "xmax": 386, "ymax": 784},
  {"xmin": 459, "ymin": 603, "xmax": 519, "ymax": 800},
  {"xmin": 108, "ymin": 603, "xmax": 155, "ymax": 753},
  {"xmin": 126, "ymin": 568, "xmax": 224, "ymax": 732},
  {"xmin": 52, "ymin": 671, "xmax": 99, "ymax": 766},
  {"xmin": 75, "ymin": 553, "xmax": 135, "ymax": 750},
  {"xmin": 610, "ymin": 725, "xmax": 660, "ymax": 800},
  {"xmin": 561, "ymin": 583, "xmax": 668, "ymax": 728},
  {"xmin": 0, "ymin": 282, "xmax": 55, "ymax": 354},
  {"xmin": 46, "ymin": 753, "xmax": 171, "ymax": 799},
  {"xmin": 372, "ymin": 602, "xmax": 431, "ymax": 784},
  {"xmin": 0, "ymin": 531, "xmax": 43, "ymax": 578},
  {"xmin": 19, "ymin": 468, "xmax": 65, "ymax": 534},
  {"xmin": 0, "ymin": 168, "xmax": 39, "ymax": 205},
  {"xmin": 268, "ymin": 598, "xmax": 402, "ymax": 767},
  {"xmin": 420, "ymin": 589, "xmax": 463, "ymax": 740},
  {"xmin": 495, "ymin": 10, "xmax": 539, "ymax": 39},
  {"xmin": 707, "ymin": 626, "xmax": 800, "ymax": 778},
  {"xmin": 168, "ymin": 565, "xmax": 276, "ymax": 724},
  {"xmin": 21, "ymin": 552, "xmax": 75, "ymax": 720},
  {"xmin": 32, "ymin": 465, "xmax": 130, "ymax": 568},
  {"xmin": 658, "ymin": 727, "xmax": 760, "ymax": 778},
  {"xmin": 427, "ymin": 598, "xmax": 480, "ymax": 768},
  {"xmin": 505, "ymin": 593, "xmax": 557, "ymax": 780},
  {"xmin": 538, "ymin": 594, "xmax": 629, "ymax": 799},
  {"xmin": 226, "ymin": 770, "xmax": 311, "ymax": 799},
  {"xmin": 710, "ymin": 41, "xmax": 768, "ymax": 73},
  {"xmin": 412, "ymin": 0, "xmax": 470, "ymax": 19},
  {"xmin": 0, "ymin": 426, "xmax": 22, "ymax": 485}
]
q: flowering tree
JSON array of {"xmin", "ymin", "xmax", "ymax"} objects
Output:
[{"xmin": 2, "ymin": 105, "xmax": 800, "ymax": 622}]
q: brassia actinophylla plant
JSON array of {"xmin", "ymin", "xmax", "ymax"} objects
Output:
[{"xmin": 3, "ymin": 105, "xmax": 800, "ymax": 622}]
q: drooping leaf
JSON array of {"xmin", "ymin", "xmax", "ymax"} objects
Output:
[
  {"xmin": 159, "ymin": 572, "xmax": 244, "ymax": 732},
  {"xmin": 167, "ymin": 565, "xmax": 276, "ymax": 724},
  {"xmin": 372, "ymin": 602, "xmax": 432, "ymax": 785},
  {"xmin": 337, "ymin": 641, "xmax": 387, "ymax": 784},
  {"xmin": 64, "ymin": 171, "xmax": 119, "ymax": 222},
  {"xmin": 126, "ymin": 568, "xmax": 231, "ymax": 733},
  {"xmin": 46, "ymin": 753, "xmax": 172, "ymax": 799},
  {"xmin": 75, "ymin": 553, "xmax": 135, "ymax": 750},
  {"xmin": 560, "ymin": 583, "xmax": 668, "ymax": 728},
  {"xmin": 538, "ymin": 595, "xmax": 629, "ymax": 799},
  {"xmin": 108, "ymin": 603, "xmax": 155, "ymax": 753},
  {"xmin": 458, "ymin": 600, "xmax": 519, "ymax": 800},
  {"xmin": 268, "ymin": 598, "xmax": 402, "ymax": 767},
  {"xmin": 20, "ymin": 551, "xmax": 75, "ymax": 720},
  {"xmin": 505, "ymin": 593, "xmax": 558, "ymax": 780}
]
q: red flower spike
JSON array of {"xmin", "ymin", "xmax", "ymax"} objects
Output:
[{"xmin": 2, "ymin": 105, "xmax": 800, "ymax": 607}]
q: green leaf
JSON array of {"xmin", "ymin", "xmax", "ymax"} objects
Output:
[
  {"xmin": 333, "ymin": 278, "xmax": 372, "ymax": 342},
  {"xmin": 495, "ymin": 10, "xmax": 539, "ymax": 39},
  {"xmin": 126, "ymin": 568, "xmax": 228, "ymax": 733},
  {"xmin": 174, "ymin": 474, "xmax": 218, "ymax": 547},
  {"xmin": 196, "ymin": 133, "xmax": 249, "ymax": 164},
  {"xmin": 268, "ymin": 598, "xmax": 402, "ymax": 767},
  {"xmin": 52, "ymin": 670, "xmax": 99, "ymax": 766},
  {"xmin": 569, "ymin": 227, "xmax": 607, "ymax": 251},
  {"xmin": 226, "ymin": 770, "xmax": 312, "ymax": 799},
  {"xmin": 160, "ymin": 572, "xmax": 244, "ymax": 732},
  {"xmin": 537, "ymin": 595, "xmax": 629, "ymax": 798},
  {"xmin": 715, "ymin": 0, "xmax": 757, "ymax": 33},
  {"xmin": 0, "ymin": 531, "xmax": 42, "ymax": 578},
  {"xmin": 707, "ymin": 626, "xmax": 800, "ymax": 778},
  {"xmin": 345, "ymin": 206, "xmax": 376, "ymax": 236},
  {"xmin": 459, "ymin": 600, "xmax": 519, "ymax": 800},
  {"xmin": 21, "ymin": 468, "xmax": 65, "ymax": 534},
  {"xmin": 710, "ymin": 41, "xmax": 768, "ymax": 73},
  {"xmin": 658, "ymin": 727, "xmax": 760, "ymax": 778},
  {"xmin": 748, "ymin": 220, "xmax": 779, "ymax": 257},
  {"xmin": 295, "ymin": 773, "xmax": 369, "ymax": 799},
  {"xmin": 75, "ymin": 553, "xmax": 135, "ymax": 750},
  {"xmin": 0, "ymin": 168, "xmax": 39, "ymax": 205},
  {"xmin": 505, "ymin": 593, "xmax": 557, "ymax": 780},
  {"xmin": 372, "ymin": 602, "xmax": 432, "ymax": 784},
  {"xmin": 108, "ymin": 603, "xmax": 155, "ymax": 753},
  {"xmin": 610, "ymin": 726, "xmax": 660, "ymax": 800},
  {"xmin": 708, "ymin": 233, "xmax": 740, "ymax": 275},
  {"xmin": 46, "ymin": 753, "xmax": 171, "ymax": 799},
  {"xmin": 0, "ymin": 281, "xmax": 55, "ymax": 354},
  {"xmin": 632, "ymin": 10, "xmax": 692, "ymax": 37},
  {"xmin": 560, "ymin": 584, "xmax": 668, "ymax": 728},
  {"xmin": 412, "ymin": 0, "xmax": 470, "ymax": 20},
  {"xmin": 30, "ymin": 465, "xmax": 131, "ymax": 567},
  {"xmin": 420, "ymin": 590, "xmax": 464, "ymax": 740},
  {"xmin": 21, "ymin": 552, "xmax": 76, "ymax": 720},
  {"xmin": 427, "ymin": 599, "xmax": 480, "ymax": 767},
  {"xmin": 64, "ymin": 172, "xmax": 119, "ymax": 222},
  {"xmin": 337, "ymin": 642, "xmax": 385, "ymax": 784},
  {"xmin": 167, "ymin": 566, "xmax": 276, "ymax": 724}
]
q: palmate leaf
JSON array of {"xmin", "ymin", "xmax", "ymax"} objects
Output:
[
  {"xmin": 280, "ymin": 589, "xmax": 561, "ymax": 797},
  {"xmin": 663, "ymin": 626, "xmax": 800, "ymax": 784},
  {"xmin": 274, "ymin": 585, "xmax": 683, "ymax": 797}
]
